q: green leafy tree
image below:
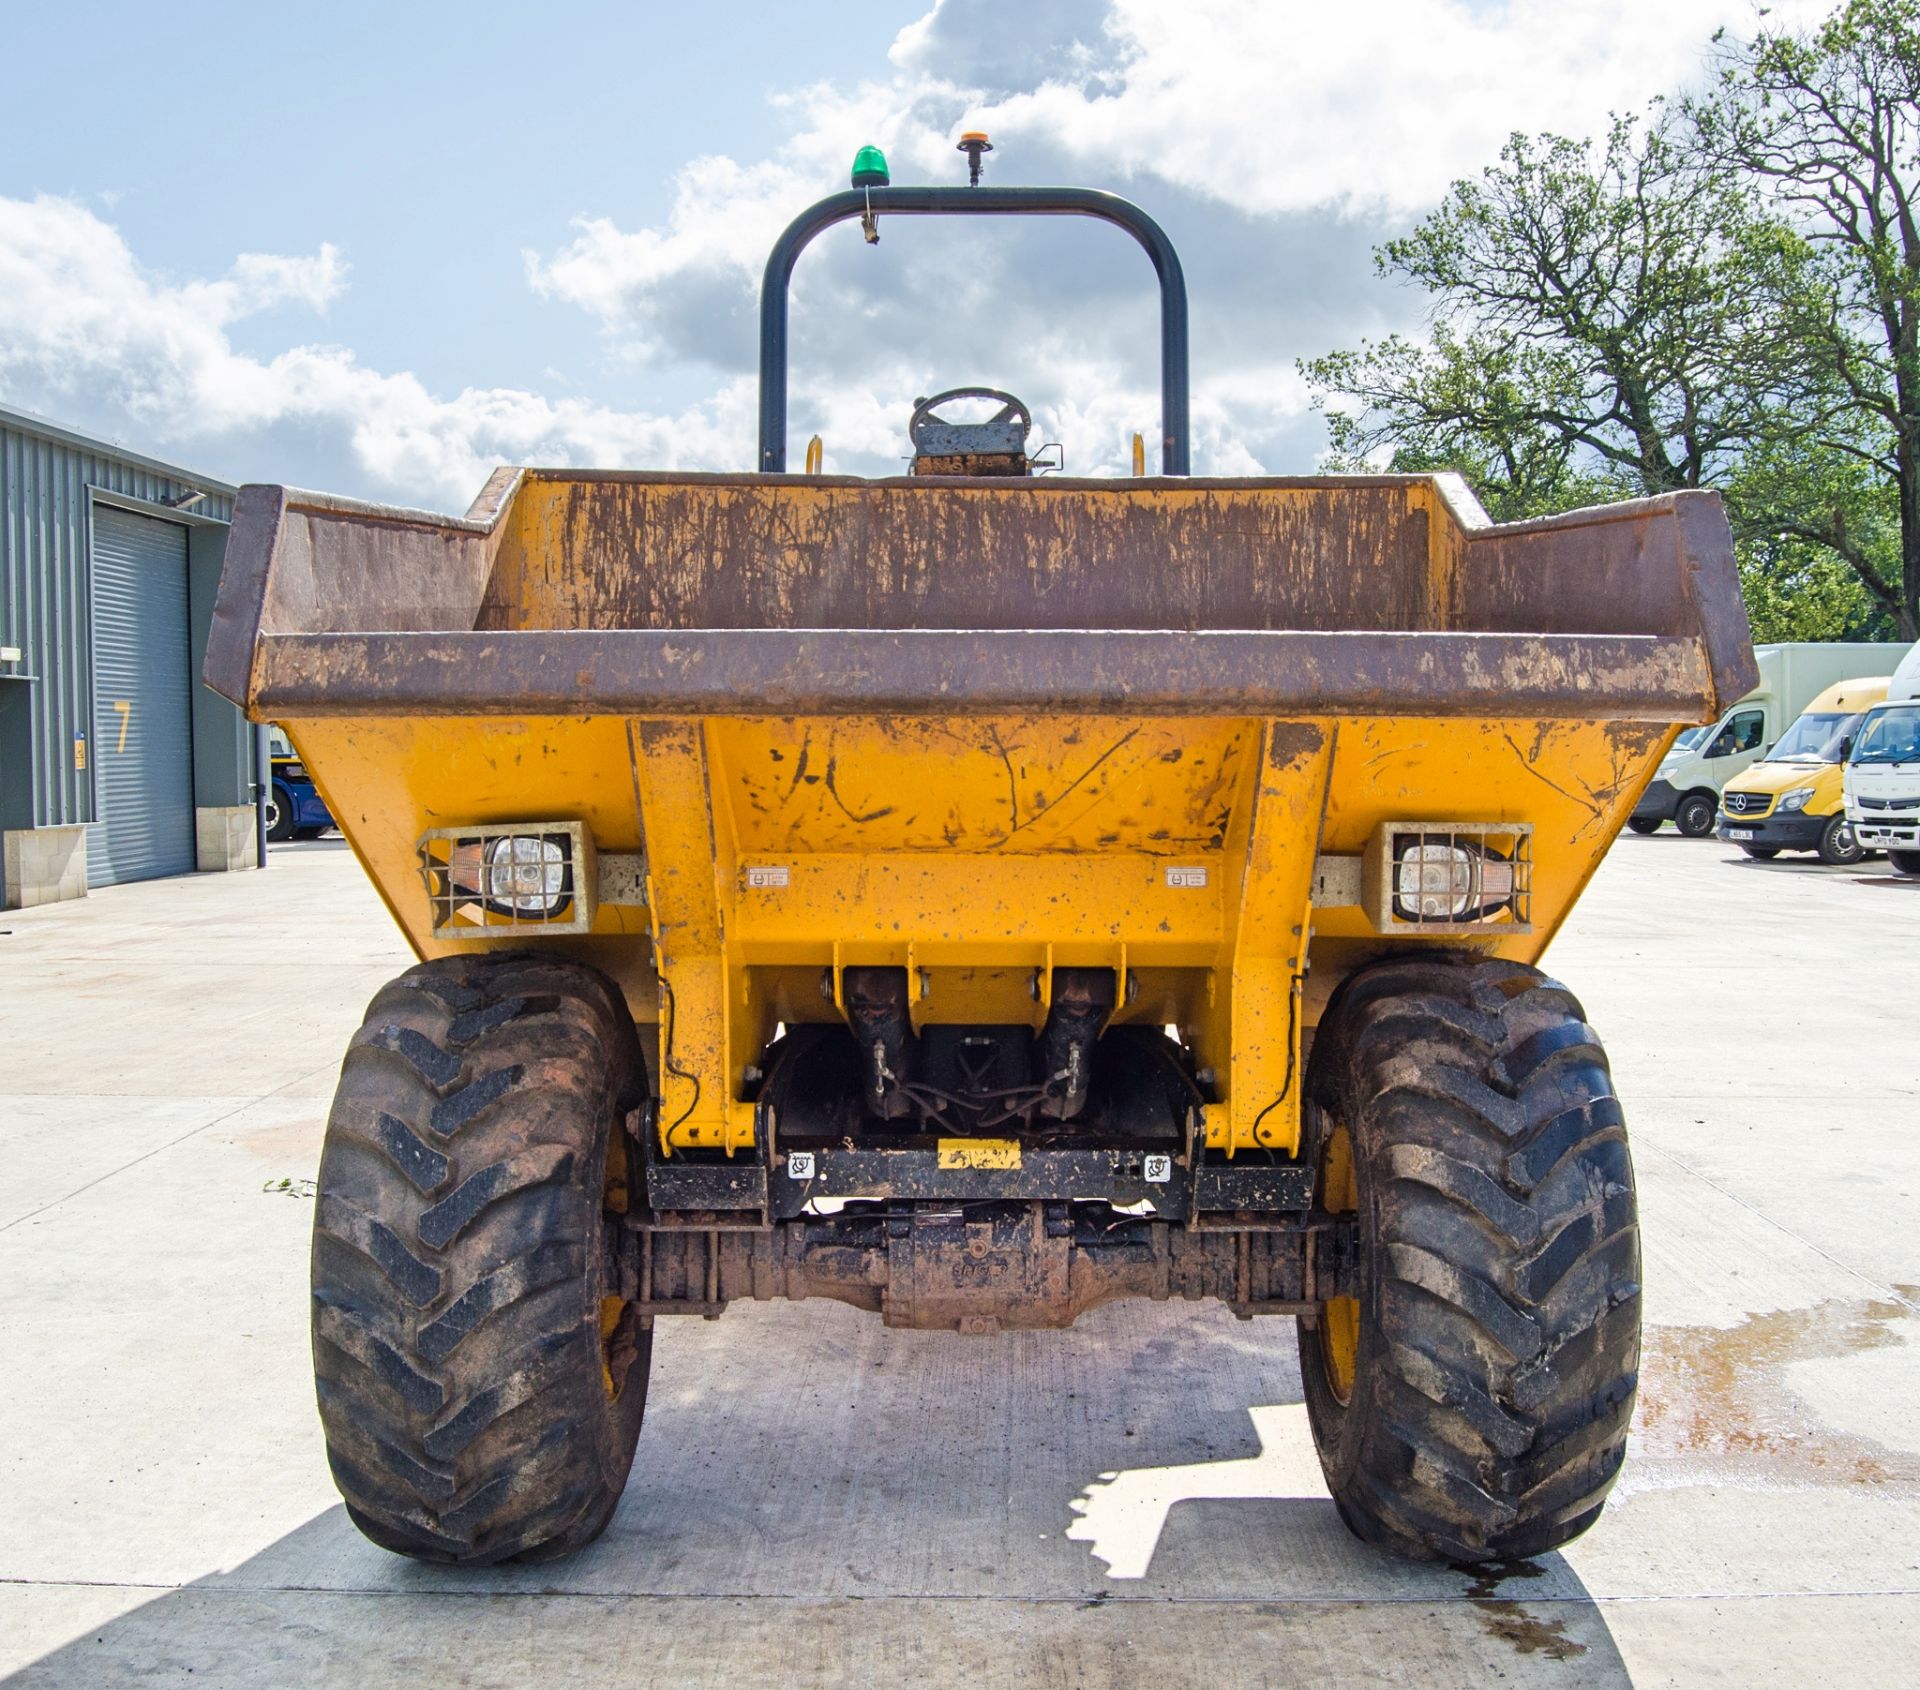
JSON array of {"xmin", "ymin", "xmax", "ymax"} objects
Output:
[
  {"xmin": 1305, "ymin": 4, "xmax": 1920, "ymax": 639},
  {"xmin": 1735, "ymin": 537, "xmax": 1890, "ymax": 639},
  {"xmin": 1311, "ymin": 329, "xmax": 1631, "ymax": 522},
  {"xmin": 1303, "ymin": 111, "xmax": 1806, "ymax": 522},
  {"xmin": 1723, "ymin": 431, "xmax": 1901, "ymax": 637},
  {"xmin": 1699, "ymin": 0, "xmax": 1920, "ymax": 636}
]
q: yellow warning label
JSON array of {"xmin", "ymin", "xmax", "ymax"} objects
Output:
[{"xmin": 936, "ymin": 1137, "xmax": 1021, "ymax": 1170}]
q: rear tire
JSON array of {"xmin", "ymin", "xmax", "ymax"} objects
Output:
[
  {"xmin": 312, "ymin": 951, "xmax": 650, "ymax": 1564},
  {"xmin": 1675, "ymin": 793, "xmax": 1717, "ymax": 837},
  {"xmin": 1816, "ymin": 814, "xmax": 1865, "ymax": 866},
  {"xmin": 1740, "ymin": 845, "xmax": 1781, "ymax": 860},
  {"xmin": 1625, "ymin": 817, "xmax": 1661, "ymax": 836},
  {"xmin": 266, "ymin": 786, "xmax": 298, "ymax": 843},
  {"xmin": 1298, "ymin": 954, "xmax": 1640, "ymax": 1564},
  {"xmin": 1890, "ymin": 849, "xmax": 1920, "ymax": 877}
]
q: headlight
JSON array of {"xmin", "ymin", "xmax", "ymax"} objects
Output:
[
  {"xmin": 1779, "ymin": 787, "xmax": 1816, "ymax": 813},
  {"xmin": 1392, "ymin": 839, "xmax": 1517, "ymax": 923},
  {"xmin": 447, "ymin": 834, "xmax": 573, "ymax": 919},
  {"xmin": 488, "ymin": 836, "xmax": 570, "ymax": 914},
  {"xmin": 417, "ymin": 821, "xmax": 604, "ymax": 940}
]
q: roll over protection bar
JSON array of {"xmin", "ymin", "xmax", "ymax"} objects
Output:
[{"xmin": 757, "ymin": 186, "xmax": 1192, "ymax": 475}]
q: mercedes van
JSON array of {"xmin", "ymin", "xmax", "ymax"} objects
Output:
[{"xmin": 1716, "ymin": 677, "xmax": 1890, "ymax": 863}]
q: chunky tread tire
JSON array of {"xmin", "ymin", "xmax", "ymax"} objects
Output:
[
  {"xmin": 312, "ymin": 951, "xmax": 649, "ymax": 1564},
  {"xmin": 1891, "ymin": 849, "xmax": 1920, "ymax": 877},
  {"xmin": 1298, "ymin": 953, "xmax": 1640, "ymax": 1564}
]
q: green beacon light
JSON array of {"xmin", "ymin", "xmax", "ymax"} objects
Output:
[{"xmin": 850, "ymin": 145, "xmax": 890, "ymax": 189}]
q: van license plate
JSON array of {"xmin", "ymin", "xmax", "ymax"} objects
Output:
[{"xmin": 1729, "ymin": 829, "xmax": 1757, "ymax": 841}]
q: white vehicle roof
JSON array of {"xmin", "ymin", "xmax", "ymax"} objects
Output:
[{"xmin": 1889, "ymin": 643, "xmax": 1920, "ymax": 703}]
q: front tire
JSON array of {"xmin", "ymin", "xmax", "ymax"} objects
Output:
[
  {"xmin": 1625, "ymin": 816, "xmax": 1661, "ymax": 836},
  {"xmin": 1891, "ymin": 849, "xmax": 1920, "ymax": 877},
  {"xmin": 312, "ymin": 951, "xmax": 650, "ymax": 1563},
  {"xmin": 1740, "ymin": 845, "xmax": 1781, "ymax": 860},
  {"xmin": 1675, "ymin": 793, "xmax": 1717, "ymax": 837},
  {"xmin": 1298, "ymin": 954, "xmax": 1640, "ymax": 1564},
  {"xmin": 1816, "ymin": 814, "xmax": 1865, "ymax": 866}
]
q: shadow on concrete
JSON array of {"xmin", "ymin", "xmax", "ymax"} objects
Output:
[
  {"xmin": 6, "ymin": 1506, "xmax": 1633, "ymax": 1688},
  {"xmin": 1721, "ymin": 852, "xmax": 1853, "ymax": 872},
  {"xmin": 1614, "ymin": 829, "xmax": 1723, "ymax": 845},
  {"xmin": 6, "ymin": 1348, "xmax": 1636, "ymax": 1686}
]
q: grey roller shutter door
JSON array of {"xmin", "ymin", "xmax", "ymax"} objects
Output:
[{"xmin": 87, "ymin": 506, "xmax": 195, "ymax": 886}]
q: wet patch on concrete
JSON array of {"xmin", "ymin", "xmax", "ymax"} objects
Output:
[
  {"xmin": 1632, "ymin": 1290, "xmax": 1920, "ymax": 1493},
  {"xmin": 1458, "ymin": 1560, "xmax": 1587, "ymax": 1661},
  {"xmin": 1460, "ymin": 1559, "xmax": 1548, "ymax": 1601},
  {"xmin": 213, "ymin": 1112, "xmax": 326, "ymax": 1166},
  {"xmin": 1472, "ymin": 1601, "xmax": 1588, "ymax": 1662}
]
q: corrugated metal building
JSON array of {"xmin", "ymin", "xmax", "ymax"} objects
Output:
[{"xmin": 0, "ymin": 403, "xmax": 257, "ymax": 908}]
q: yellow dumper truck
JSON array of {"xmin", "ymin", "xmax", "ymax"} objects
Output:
[{"xmin": 206, "ymin": 164, "xmax": 1755, "ymax": 1569}]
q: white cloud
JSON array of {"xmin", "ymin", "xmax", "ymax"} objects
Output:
[
  {"xmin": 527, "ymin": 155, "xmax": 811, "ymax": 335},
  {"xmin": 0, "ymin": 1, "xmax": 1842, "ymax": 502},
  {"xmin": 971, "ymin": 0, "xmax": 1833, "ymax": 217},
  {"xmin": 516, "ymin": 0, "xmax": 1832, "ymax": 480},
  {"xmin": 528, "ymin": 0, "xmax": 1832, "ymax": 328},
  {"xmin": 0, "ymin": 193, "xmax": 343, "ymax": 393},
  {"xmin": 525, "ymin": 73, "xmax": 948, "ymax": 347},
  {"xmin": 0, "ymin": 192, "xmax": 749, "ymax": 508}
]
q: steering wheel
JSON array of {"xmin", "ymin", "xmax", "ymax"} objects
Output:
[{"xmin": 909, "ymin": 387, "xmax": 1032, "ymax": 452}]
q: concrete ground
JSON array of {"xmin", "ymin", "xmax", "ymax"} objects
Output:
[{"xmin": 2, "ymin": 831, "xmax": 1918, "ymax": 1687}]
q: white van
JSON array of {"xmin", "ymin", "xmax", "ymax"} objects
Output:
[
  {"xmin": 1844, "ymin": 644, "xmax": 1920, "ymax": 877},
  {"xmin": 1630, "ymin": 641, "xmax": 1911, "ymax": 836}
]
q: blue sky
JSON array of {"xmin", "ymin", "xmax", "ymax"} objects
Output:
[
  {"xmin": 5, "ymin": 2, "xmax": 914, "ymax": 400},
  {"xmin": 0, "ymin": 0, "xmax": 1827, "ymax": 509}
]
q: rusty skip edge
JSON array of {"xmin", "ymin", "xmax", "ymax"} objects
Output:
[
  {"xmin": 202, "ymin": 474, "xmax": 527, "ymax": 707},
  {"xmin": 244, "ymin": 627, "xmax": 1718, "ymax": 719},
  {"xmin": 203, "ymin": 482, "xmax": 286, "ymax": 710},
  {"xmin": 202, "ymin": 472, "xmax": 1755, "ymax": 722},
  {"xmin": 1677, "ymin": 486, "xmax": 1762, "ymax": 703}
]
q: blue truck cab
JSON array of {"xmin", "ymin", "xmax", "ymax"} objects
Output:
[{"xmin": 266, "ymin": 726, "xmax": 334, "ymax": 841}]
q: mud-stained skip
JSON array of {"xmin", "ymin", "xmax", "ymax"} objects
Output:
[{"xmin": 1630, "ymin": 1288, "xmax": 1920, "ymax": 1493}]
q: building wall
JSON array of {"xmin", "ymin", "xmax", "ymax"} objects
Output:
[{"xmin": 0, "ymin": 406, "xmax": 252, "ymax": 904}]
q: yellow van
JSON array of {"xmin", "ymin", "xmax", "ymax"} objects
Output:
[{"xmin": 1717, "ymin": 676, "xmax": 1891, "ymax": 863}]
